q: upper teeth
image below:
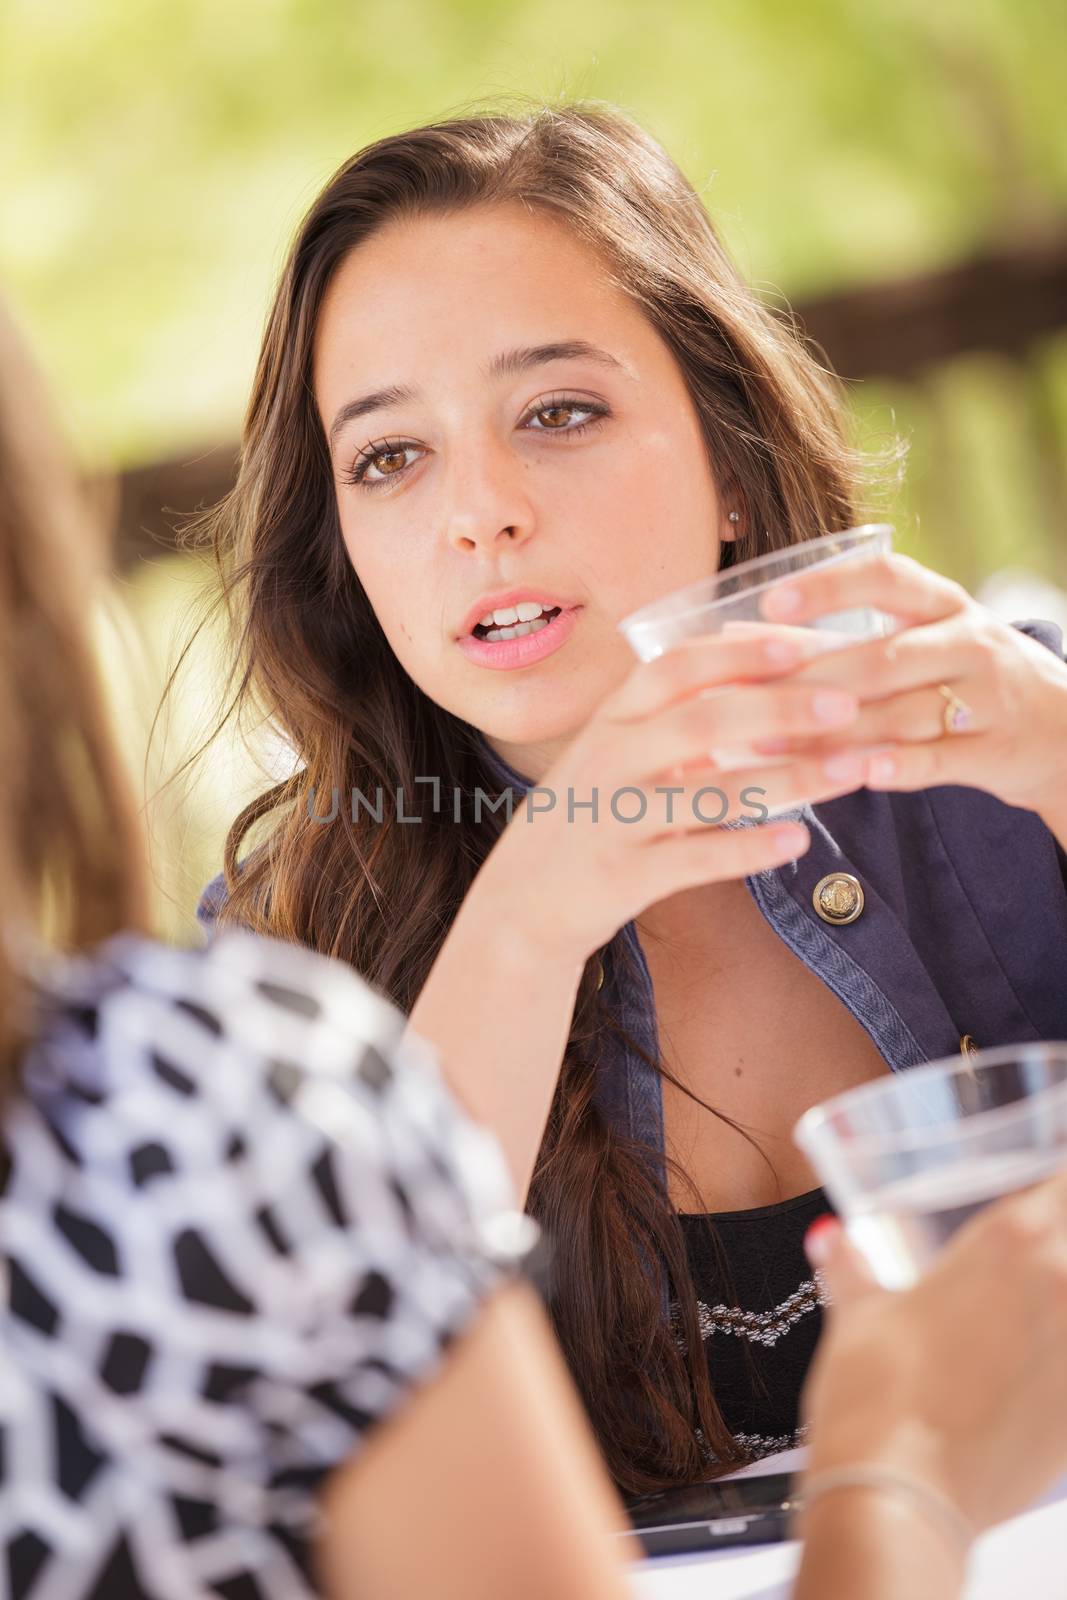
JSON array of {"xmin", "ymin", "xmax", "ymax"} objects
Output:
[{"xmin": 477, "ymin": 601, "xmax": 554, "ymax": 628}]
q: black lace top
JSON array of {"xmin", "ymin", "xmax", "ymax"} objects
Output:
[{"xmin": 673, "ymin": 1186, "xmax": 836, "ymax": 1460}]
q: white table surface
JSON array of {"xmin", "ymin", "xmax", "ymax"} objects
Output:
[{"xmin": 628, "ymin": 1450, "xmax": 1067, "ymax": 1600}]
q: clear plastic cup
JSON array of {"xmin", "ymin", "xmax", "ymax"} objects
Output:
[
  {"xmin": 616, "ymin": 525, "xmax": 896, "ymax": 807},
  {"xmin": 793, "ymin": 1043, "xmax": 1067, "ymax": 1289},
  {"xmin": 618, "ymin": 523, "xmax": 896, "ymax": 667}
]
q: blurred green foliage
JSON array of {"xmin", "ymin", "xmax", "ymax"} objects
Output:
[
  {"xmin": 3, "ymin": 0, "xmax": 1065, "ymax": 462},
  {"xmin": 3, "ymin": 0, "xmax": 1066, "ymax": 936}
]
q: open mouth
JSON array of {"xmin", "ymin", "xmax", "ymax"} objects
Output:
[{"xmin": 471, "ymin": 605, "xmax": 563, "ymax": 643}]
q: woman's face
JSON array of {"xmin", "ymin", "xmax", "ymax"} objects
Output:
[{"xmin": 313, "ymin": 201, "xmax": 735, "ymax": 779}]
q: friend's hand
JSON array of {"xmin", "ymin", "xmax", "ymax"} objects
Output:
[
  {"xmin": 753, "ymin": 549, "xmax": 1067, "ymax": 819},
  {"xmin": 799, "ymin": 1167, "xmax": 1067, "ymax": 1535}
]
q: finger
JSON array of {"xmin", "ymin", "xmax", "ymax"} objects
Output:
[
  {"xmin": 804, "ymin": 1216, "xmax": 881, "ymax": 1309},
  {"xmin": 860, "ymin": 737, "xmax": 985, "ymax": 793},
  {"xmin": 1037, "ymin": 1165, "xmax": 1067, "ymax": 1213},
  {"xmin": 716, "ymin": 619, "xmax": 844, "ymax": 661},
  {"xmin": 633, "ymin": 746, "xmax": 878, "ymax": 837},
  {"xmin": 845, "ymin": 681, "xmax": 983, "ymax": 747},
  {"xmin": 975, "ymin": 1171, "xmax": 1067, "ymax": 1252},
  {"xmin": 626, "ymin": 680, "xmax": 861, "ymax": 785},
  {"xmin": 757, "ymin": 681, "xmax": 984, "ymax": 757},
  {"xmin": 650, "ymin": 816, "xmax": 812, "ymax": 895},
  {"xmin": 745, "ymin": 732, "xmax": 901, "ymax": 763},
  {"xmin": 780, "ymin": 613, "xmax": 984, "ymax": 703},
  {"xmin": 607, "ymin": 629, "xmax": 815, "ymax": 723},
  {"xmin": 759, "ymin": 550, "xmax": 970, "ymax": 629}
]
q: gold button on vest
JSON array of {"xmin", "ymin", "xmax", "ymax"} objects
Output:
[{"xmin": 812, "ymin": 872, "xmax": 865, "ymax": 925}]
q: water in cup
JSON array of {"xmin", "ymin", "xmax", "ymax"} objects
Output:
[
  {"xmin": 617, "ymin": 524, "xmax": 897, "ymax": 666},
  {"xmin": 794, "ymin": 1043, "xmax": 1067, "ymax": 1290},
  {"xmin": 844, "ymin": 1145, "xmax": 1066, "ymax": 1291},
  {"xmin": 617, "ymin": 525, "xmax": 897, "ymax": 797}
]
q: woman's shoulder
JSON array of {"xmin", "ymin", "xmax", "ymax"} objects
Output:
[{"xmin": 22, "ymin": 925, "xmax": 400, "ymax": 1100}]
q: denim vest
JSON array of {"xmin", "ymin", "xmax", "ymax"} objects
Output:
[{"xmin": 198, "ymin": 619, "xmax": 1067, "ymax": 1171}]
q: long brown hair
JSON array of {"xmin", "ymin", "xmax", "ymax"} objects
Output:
[
  {"xmin": 0, "ymin": 298, "xmax": 148, "ymax": 1090},
  {"xmin": 185, "ymin": 97, "xmax": 883, "ymax": 1493}
]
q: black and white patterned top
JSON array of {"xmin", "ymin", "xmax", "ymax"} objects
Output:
[{"xmin": 0, "ymin": 928, "xmax": 528, "ymax": 1599}]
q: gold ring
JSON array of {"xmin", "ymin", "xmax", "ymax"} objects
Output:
[{"xmin": 937, "ymin": 682, "xmax": 974, "ymax": 736}]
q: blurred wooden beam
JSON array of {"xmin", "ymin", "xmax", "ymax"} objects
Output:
[
  {"xmin": 111, "ymin": 230, "xmax": 1067, "ymax": 568},
  {"xmin": 113, "ymin": 442, "xmax": 239, "ymax": 568},
  {"xmin": 793, "ymin": 229, "xmax": 1067, "ymax": 381}
]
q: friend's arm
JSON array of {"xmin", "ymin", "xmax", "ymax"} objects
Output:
[
  {"xmin": 314, "ymin": 1282, "xmax": 635, "ymax": 1600},
  {"xmin": 317, "ymin": 1277, "xmax": 975, "ymax": 1600}
]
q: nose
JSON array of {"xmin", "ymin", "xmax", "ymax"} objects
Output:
[{"xmin": 442, "ymin": 431, "xmax": 537, "ymax": 555}]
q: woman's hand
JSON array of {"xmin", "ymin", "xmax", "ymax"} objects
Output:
[
  {"xmin": 799, "ymin": 1166, "xmax": 1067, "ymax": 1536},
  {"xmin": 414, "ymin": 623, "xmax": 882, "ymax": 1198},
  {"xmin": 481, "ymin": 627, "xmax": 882, "ymax": 965},
  {"xmin": 755, "ymin": 548, "xmax": 1067, "ymax": 820}
]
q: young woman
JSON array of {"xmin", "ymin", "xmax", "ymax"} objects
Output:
[
  {"xmin": 193, "ymin": 99, "xmax": 1067, "ymax": 1493},
  {"xmin": 2, "ymin": 262, "xmax": 1067, "ymax": 1600}
]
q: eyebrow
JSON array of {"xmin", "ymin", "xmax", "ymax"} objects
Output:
[{"xmin": 326, "ymin": 339, "xmax": 628, "ymax": 449}]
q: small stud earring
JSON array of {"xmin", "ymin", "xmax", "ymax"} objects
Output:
[{"xmin": 728, "ymin": 510, "xmax": 740, "ymax": 524}]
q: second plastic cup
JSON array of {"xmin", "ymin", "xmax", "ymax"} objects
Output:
[{"xmin": 793, "ymin": 1043, "xmax": 1067, "ymax": 1289}]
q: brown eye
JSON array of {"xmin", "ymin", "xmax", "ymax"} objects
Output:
[
  {"xmin": 346, "ymin": 440, "xmax": 420, "ymax": 490},
  {"xmin": 523, "ymin": 396, "xmax": 610, "ymax": 436}
]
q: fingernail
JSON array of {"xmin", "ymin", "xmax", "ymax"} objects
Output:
[
  {"xmin": 804, "ymin": 1215, "xmax": 839, "ymax": 1266},
  {"xmin": 869, "ymin": 753, "xmax": 897, "ymax": 783},
  {"xmin": 813, "ymin": 690, "xmax": 857, "ymax": 724},
  {"xmin": 763, "ymin": 584, "xmax": 802, "ymax": 619}
]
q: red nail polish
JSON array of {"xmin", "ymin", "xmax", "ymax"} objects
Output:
[{"xmin": 804, "ymin": 1214, "xmax": 839, "ymax": 1265}]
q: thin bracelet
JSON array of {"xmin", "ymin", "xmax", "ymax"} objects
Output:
[{"xmin": 800, "ymin": 1466, "xmax": 975, "ymax": 1559}]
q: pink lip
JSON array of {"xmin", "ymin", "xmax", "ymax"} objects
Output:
[{"xmin": 456, "ymin": 606, "xmax": 581, "ymax": 670}]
